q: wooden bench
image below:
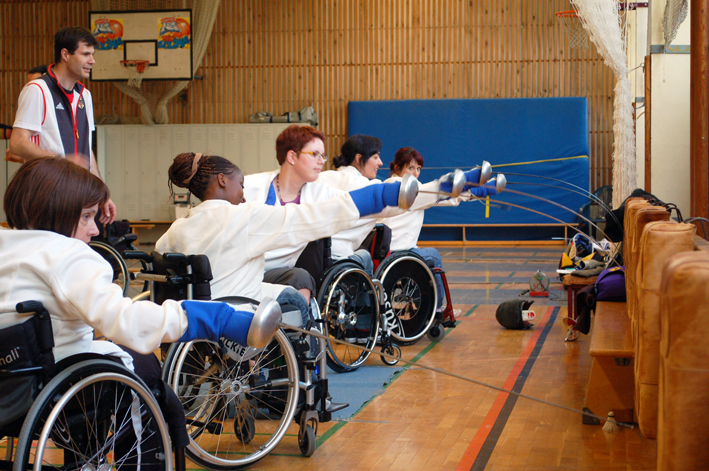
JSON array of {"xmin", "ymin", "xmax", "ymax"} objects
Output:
[
  {"xmin": 581, "ymin": 232, "xmax": 709, "ymax": 426},
  {"xmin": 582, "ymin": 301, "xmax": 634, "ymax": 424}
]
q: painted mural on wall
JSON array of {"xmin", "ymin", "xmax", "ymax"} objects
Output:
[
  {"xmin": 92, "ymin": 18, "xmax": 124, "ymax": 50},
  {"xmin": 158, "ymin": 17, "xmax": 191, "ymax": 49}
]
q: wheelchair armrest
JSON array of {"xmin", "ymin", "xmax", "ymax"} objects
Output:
[
  {"xmin": 163, "ymin": 252, "xmax": 190, "ymax": 266},
  {"xmin": 16, "ymin": 300, "xmax": 47, "ymax": 315},
  {"xmin": 114, "ymin": 233, "xmax": 139, "ymax": 245},
  {"xmin": 124, "ymin": 250, "xmax": 153, "ymax": 262}
]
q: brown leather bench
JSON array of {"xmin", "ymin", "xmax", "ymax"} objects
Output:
[
  {"xmin": 658, "ymin": 250, "xmax": 709, "ymax": 470},
  {"xmin": 634, "ymin": 220, "xmax": 696, "ymax": 438}
]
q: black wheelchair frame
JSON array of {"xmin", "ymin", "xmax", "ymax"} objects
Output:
[{"xmin": 0, "ymin": 301, "xmax": 181, "ymax": 471}]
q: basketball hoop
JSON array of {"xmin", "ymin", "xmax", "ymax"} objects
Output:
[
  {"xmin": 120, "ymin": 60, "xmax": 150, "ymax": 88},
  {"xmin": 556, "ymin": 11, "xmax": 589, "ymax": 50}
]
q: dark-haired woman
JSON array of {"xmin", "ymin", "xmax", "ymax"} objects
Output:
[
  {"xmin": 0, "ymin": 157, "xmax": 276, "ymax": 453},
  {"xmin": 155, "ymin": 151, "xmax": 409, "ymax": 311},
  {"xmin": 317, "ymin": 136, "xmax": 498, "ymax": 272},
  {"xmin": 378, "ymin": 147, "xmax": 506, "ymax": 312}
]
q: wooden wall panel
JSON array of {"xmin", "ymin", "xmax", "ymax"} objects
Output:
[{"xmin": 0, "ymin": 0, "xmax": 616, "ymax": 191}]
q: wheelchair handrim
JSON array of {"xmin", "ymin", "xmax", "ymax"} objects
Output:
[
  {"xmin": 33, "ymin": 372, "xmax": 172, "ymax": 471},
  {"xmin": 377, "ymin": 254, "xmax": 438, "ymax": 343}
]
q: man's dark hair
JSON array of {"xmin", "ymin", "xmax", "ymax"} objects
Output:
[
  {"xmin": 54, "ymin": 27, "xmax": 99, "ymax": 63},
  {"xmin": 28, "ymin": 65, "xmax": 48, "ymax": 75}
]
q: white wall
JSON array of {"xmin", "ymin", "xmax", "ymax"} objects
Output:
[
  {"xmin": 97, "ymin": 123, "xmax": 292, "ymax": 221},
  {"xmin": 628, "ymin": 7, "xmax": 647, "ymax": 188},
  {"xmin": 647, "ymin": 0, "xmax": 692, "ymax": 215},
  {"xmin": 627, "ymin": 3, "xmax": 691, "ymax": 215}
]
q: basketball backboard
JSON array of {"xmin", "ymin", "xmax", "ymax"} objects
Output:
[{"xmin": 89, "ymin": 9, "xmax": 193, "ymax": 82}]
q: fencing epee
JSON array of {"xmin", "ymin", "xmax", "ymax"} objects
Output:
[{"xmin": 571, "ymin": 0, "xmax": 636, "ymax": 207}]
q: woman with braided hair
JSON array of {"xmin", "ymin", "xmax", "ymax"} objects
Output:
[{"xmin": 155, "ymin": 151, "xmax": 411, "ymax": 324}]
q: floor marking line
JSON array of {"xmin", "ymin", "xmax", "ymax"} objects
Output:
[{"xmin": 455, "ymin": 306, "xmax": 558, "ymax": 471}]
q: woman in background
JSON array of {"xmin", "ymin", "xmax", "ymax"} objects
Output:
[
  {"xmin": 379, "ymin": 147, "xmax": 506, "ymax": 311},
  {"xmin": 156, "ymin": 151, "xmax": 408, "ymax": 324}
]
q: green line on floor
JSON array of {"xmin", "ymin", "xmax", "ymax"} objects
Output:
[
  {"xmin": 318, "ymin": 319, "xmax": 460, "ymax": 447},
  {"xmin": 463, "ymin": 305, "xmax": 479, "ymax": 317}
]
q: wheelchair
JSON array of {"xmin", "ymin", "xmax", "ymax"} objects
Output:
[
  {"xmin": 89, "ymin": 222, "xmax": 140, "ymax": 297},
  {"xmin": 0, "ymin": 301, "xmax": 179, "ymax": 471},
  {"xmin": 126, "ymin": 250, "xmax": 341, "ymax": 469},
  {"xmin": 376, "ymin": 250, "xmax": 458, "ymax": 344},
  {"xmin": 306, "ymin": 225, "xmax": 457, "ymax": 368},
  {"xmin": 296, "ymin": 230, "xmax": 402, "ymax": 373}
]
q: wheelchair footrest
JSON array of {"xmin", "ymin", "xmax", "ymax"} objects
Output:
[
  {"xmin": 442, "ymin": 320, "xmax": 456, "ymax": 328},
  {"xmin": 327, "ymin": 401, "xmax": 349, "ymax": 413}
]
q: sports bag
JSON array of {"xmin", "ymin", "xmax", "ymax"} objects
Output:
[{"xmin": 595, "ymin": 266, "xmax": 626, "ymax": 302}]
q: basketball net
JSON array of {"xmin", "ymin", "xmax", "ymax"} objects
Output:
[
  {"xmin": 556, "ymin": 11, "xmax": 589, "ymax": 49},
  {"xmin": 662, "ymin": 0, "xmax": 689, "ymax": 49},
  {"xmin": 121, "ymin": 60, "xmax": 150, "ymax": 88},
  {"xmin": 91, "ymin": 0, "xmax": 221, "ymax": 124}
]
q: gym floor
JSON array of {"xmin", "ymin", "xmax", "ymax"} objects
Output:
[
  {"xmin": 1, "ymin": 244, "xmax": 657, "ymax": 470},
  {"xmin": 221, "ymin": 244, "xmax": 655, "ymax": 470}
]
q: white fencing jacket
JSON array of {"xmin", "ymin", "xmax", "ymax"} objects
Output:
[
  {"xmin": 377, "ymin": 175, "xmax": 473, "ymax": 251},
  {"xmin": 155, "ymin": 196, "xmax": 363, "ymax": 300},
  {"xmin": 244, "ymin": 170, "xmax": 345, "ymax": 270},
  {"xmin": 0, "ymin": 229, "xmax": 188, "ymax": 364},
  {"xmin": 316, "ymin": 166, "xmax": 443, "ymax": 258}
]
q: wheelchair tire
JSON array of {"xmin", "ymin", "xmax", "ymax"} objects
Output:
[
  {"xmin": 427, "ymin": 323, "xmax": 446, "ymax": 342},
  {"xmin": 162, "ymin": 329, "xmax": 299, "ymax": 470},
  {"xmin": 298, "ymin": 423, "xmax": 316, "ymax": 456},
  {"xmin": 375, "ymin": 252, "xmax": 437, "ymax": 346},
  {"xmin": 90, "ymin": 240, "xmax": 130, "ymax": 296},
  {"xmin": 14, "ymin": 359, "xmax": 172, "ymax": 471},
  {"xmin": 317, "ymin": 263, "xmax": 380, "ymax": 373}
]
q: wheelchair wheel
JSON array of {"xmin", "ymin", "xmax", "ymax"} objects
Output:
[
  {"xmin": 375, "ymin": 252, "xmax": 437, "ymax": 346},
  {"xmin": 317, "ymin": 263, "xmax": 380, "ymax": 373},
  {"xmin": 89, "ymin": 240, "xmax": 130, "ymax": 296},
  {"xmin": 14, "ymin": 359, "xmax": 171, "ymax": 471},
  {"xmin": 162, "ymin": 329, "xmax": 299, "ymax": 470}
]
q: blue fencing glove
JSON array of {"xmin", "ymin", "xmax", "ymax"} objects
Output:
[
  {"xmin": 179, "ymin": 300, "xmax": 254, "ymax": 346},
  {"xmin": 438, "ymin": 169, "xmax": 465, "ymax": 198},
  {"xmin": 468, "ymin": 175, "xmax": 506, "ymax": 198},
  {"xmin": 349, "ymin": 182, "xmax": 400, "ymax": 216},
  {"xmin": 465, "ymin": 168, "xmax": 484, "ymax": 185}
]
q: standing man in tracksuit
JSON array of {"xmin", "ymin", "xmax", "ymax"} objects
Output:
[{"xmin": 9, "ymin": 27, "xmax": 116, "ymax": 224}]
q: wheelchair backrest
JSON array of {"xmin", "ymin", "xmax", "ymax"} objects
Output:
[
  {"xmin": 359, "ymin": 223, "xmax": 392, "ymax": 270},
  {"xmin": 295, "ymin": 237, "xmax": 333, "ymax": 282},
  {"xmin": 0, "ymin": 301, "xmax": 55, "ymax": 429},
  {"xmin": 150, "ymin": 252, "xmax": 214, "ymax": 304}
]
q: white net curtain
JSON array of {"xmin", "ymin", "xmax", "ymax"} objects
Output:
[
  {"xmin": 90, "ymin": 0, "xmax": 221, "ymax": 124},
  {"xmin": 571, "ymin": 0, "xmax": 636, "ymax": 208}
]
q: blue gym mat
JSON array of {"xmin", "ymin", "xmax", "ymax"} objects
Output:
[{"xmin": 326, "ymin": 365, "xmax": 401, "ymax": 420}]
